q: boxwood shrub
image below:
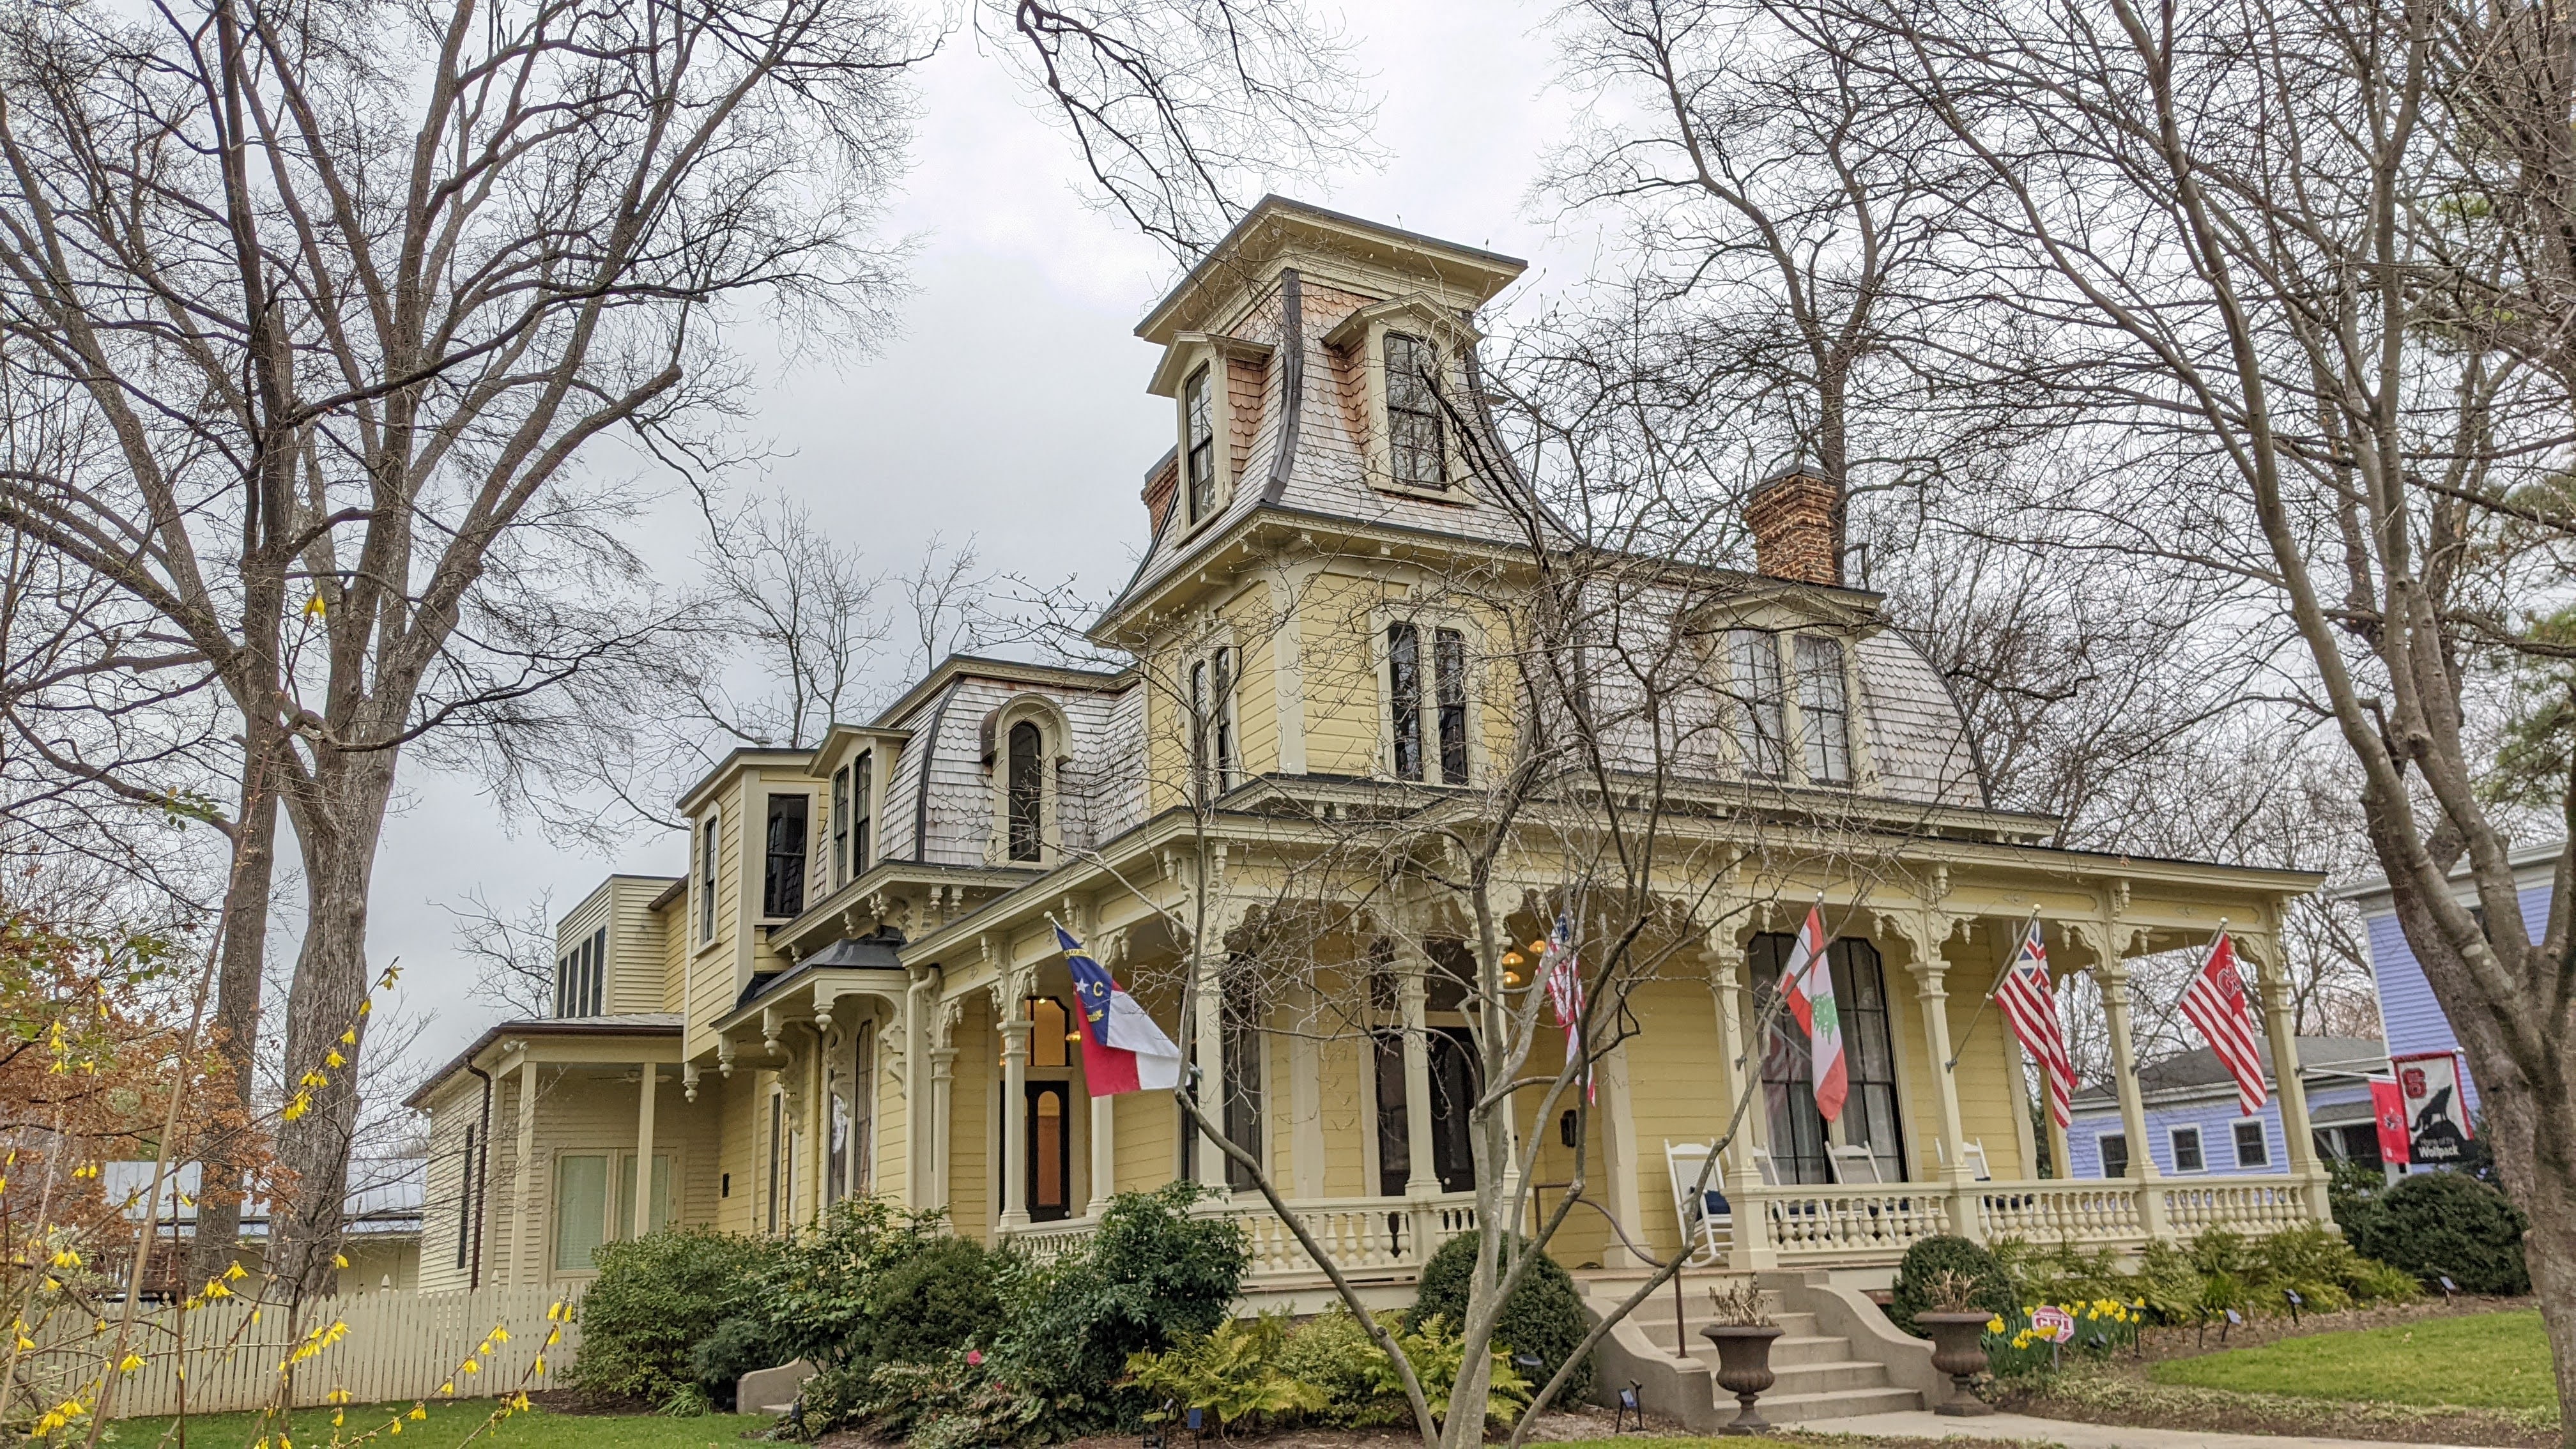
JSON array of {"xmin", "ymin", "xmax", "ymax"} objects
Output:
[
  {"xmin": 1889, "ymin": 1234, "xmax": 2014, "ymax": 1335},
  {"xmin": 571, "ymin": 1225, "xmax": 783, "ymax": 1406},
  {"xmin": 1407, "ymin": 1231, "xmax": 1595, "ymax": 1402},
  {"xmin": 2343, "ymin": 1169, "xmax": 2529, "ymax": 1295}
]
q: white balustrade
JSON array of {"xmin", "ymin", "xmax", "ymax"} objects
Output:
[
  {"xmin": 1975, "ymin": 1181, "xmax": 2149, "ymax": 1244},
  {"xmin": 1744, "ymin": 1183, "xmax": 1951, "ymax": 1261},
  {"xmin": 2160, "ymin": 1176, "xmax": 2312, "ymax": 1236},
  {"xmin": 1000, "ymin": 1192, "xmax": 1480, "ymax": 1284}
]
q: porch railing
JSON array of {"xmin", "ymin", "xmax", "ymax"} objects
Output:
[
  {"xmin": 1975, "ymin": 1180, "xmax": 2150, "ymax": 1245},
  {"xmin": 2159, "ymin": 1176, "xmax": 2312, "ymax": 1236},
  {"xmin": 1736, "ymin": 1183, "xmax": 1952, "ymax": 1262},
  {"xmin": 1000, "ymin": 1192, "xmax": 1480, "ymax": 1283}
]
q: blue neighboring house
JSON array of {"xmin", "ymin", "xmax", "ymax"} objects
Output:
[
  {"xmin": 2066, "ymin": 1036, "xmax": 2391, "ymax": 1179},
  {"xmin": 2335, "ymin": 838, "xmax": 2559, "ymax": 1150}
]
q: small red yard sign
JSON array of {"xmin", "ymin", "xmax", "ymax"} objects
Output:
[{"xmin": 2030, "ymin": 1305, "xmax": 2076, "ymax": 1343}]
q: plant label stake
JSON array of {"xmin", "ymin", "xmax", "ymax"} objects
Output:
[
  {"xmin": 1614, "ymin": 1383, "xmax": 1644, "ymax": 1434},
  {"xmin": 2283, "ymin": 1288, "xmax": 2303, "ymax": 1325},
  {"xmin": 2438, "ymin": 1275, "xmax": 2457, "ymax": 1300}
]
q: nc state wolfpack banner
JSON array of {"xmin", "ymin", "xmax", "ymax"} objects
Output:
[{"xmin": 2392, "ymin": 1050, "xmax": 2472, "ymax": 1165}]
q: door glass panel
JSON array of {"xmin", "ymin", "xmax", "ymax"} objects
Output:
[
  {"xmin": 555, "ymin": 1154, "xmax": 609, "ymax": 1270},
  {"xmin": 1027, "ymin": 1084, "xmax": 1070, "ymax": 1221},
  {"xmin": 1751, "ymin": 933, "xmax": 1908, "ymax": 1183}
]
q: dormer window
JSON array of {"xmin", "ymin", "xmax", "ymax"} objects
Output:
[
  {"xmin": 1384, "ymin": 333, "xmax": 1446, "ymax": 488},
  {"xmin": 1184, "ymin": 365, "xmax": 1217, "ymax": 523},
  {"xmin": 1007, "ymin": 719, "xmax": 1045, "ymax": 862},
  {"xmin": 1795, "ymin": 636, "xmax": 1854, "ymax": 785},
  {"xmin": 1728, "ymin": 629, "xmax": 1787, "ymax": 778},
  {"xmin": 850, "ymin": 749, "xmax": 873, "ymax": 873},
  {"xmin": 763, "ymin": 793, "xmax": 808, "ymax": 919}
]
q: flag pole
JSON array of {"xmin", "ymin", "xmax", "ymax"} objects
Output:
[
  {"xmin": 1944, "ymin": 907, "xmax": 2039, "ymax": 1072},
  {"xmin": 2124, "ymin": 917, "xmax": 2228, "ymax": 1078}
]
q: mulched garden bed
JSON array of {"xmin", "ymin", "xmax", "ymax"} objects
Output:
[{"xmin": 1993, "ymin": 1294, "xmax": 2554, "ymax": 1449}]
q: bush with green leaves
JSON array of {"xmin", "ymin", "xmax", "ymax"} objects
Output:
[
  {"xmin": 1124, "ymin": 1312, "xmax": 1324, "ymax": 1432},
  {"xmin": 993, "ymin": 1181, "xmax": 1248, "ymax": 1426},
  {"xmin": 1276, "ymin": 1308, "xmax": 1411, "ymax": 1427},
  {"xmin": 691, "ymin": 1314, "xmax": 786, "ymax": 1411},
  {"xmin": 859, "ymin": 1234, "xmax": 1003, "ymax": 1367},
  {"xmin": 2342, "ymin": 1169, "xmax": 2529, "ymax": 1295},
  {"xmin": 569, "ymin": 1225, "xmax": 783, "ymax": 1407},
  {"xmin": 794, "ymin": 1351, "xmax": 1060, "ymax": 1449},
  {"xmin": 753, "ymin": 1195, "xmax": 949, "ymax": 1367},
  {"xmin": 1367, "ymin": 1313, "xmax": 1533, "ymax": 1429},
  {"xmin": 1407, "ymin": 1231, "xmax": 1595, "ymax": 1402},
  {"xmin": 1890, "ymin": 1234, "xmax": 2014, "ymax": 1335}
]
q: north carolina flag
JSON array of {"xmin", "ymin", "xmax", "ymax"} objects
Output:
[
  {"xmin": 1777, "ymin": 903, "xmax": 1848, "ymax": 1123},
  {"xmin": 1057, "ymin": 924, "xmax": 1183, "ymax": 1096}
]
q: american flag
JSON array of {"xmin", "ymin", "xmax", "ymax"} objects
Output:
[
  {"xmin": 2182, "ymin": 930, "xmax": 2268, "ymax": 1116},
  {"xmin": 1538, "ymin": 916, "xmax": 1593, "ymax": 1103},
  {"xmin": 1995, "ymin": 921, "xmax": 2075, "ymax": 1130}
]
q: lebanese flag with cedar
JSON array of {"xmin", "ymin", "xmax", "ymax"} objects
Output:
[{"xmin": 1776, "ymin": 903, "xmax": 1848, "ymax": 1122}]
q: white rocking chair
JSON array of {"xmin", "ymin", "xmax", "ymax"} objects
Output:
[{"xmin": 1664, "ymin": 1140, "xmax": 1732, "ymax": 1266}]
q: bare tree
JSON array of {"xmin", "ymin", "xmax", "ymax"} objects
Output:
[
  {"xmin": 443, "ymin": 887, "xmax": 562, "ymax": 1020},
  {"xmin": 1759, "ymin": 0, "xmax": 2576, "ymax": 1423}
]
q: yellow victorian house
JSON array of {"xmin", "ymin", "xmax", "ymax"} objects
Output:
[{"xmin": 407, "ymin": 198, "xmax": 2331, "ymax": 1423}]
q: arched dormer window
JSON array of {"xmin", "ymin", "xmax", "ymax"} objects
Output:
[
  {"xmin": 983, "ymin": 696, "xmax": 1070, "ymax": 865},
  {"xmin": 1007, "ymin": 720, "xmax": 1044, "ymax": 862}
]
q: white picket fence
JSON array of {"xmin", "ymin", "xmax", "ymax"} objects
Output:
[{"xmin": 28, "ymin": 1284, "xmax": 585, "ymax": 1420}]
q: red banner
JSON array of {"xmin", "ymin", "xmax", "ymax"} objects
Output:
[{"xmin": 2369, "ymin": 1075, "xmax": 2410, "ymax": 1167}]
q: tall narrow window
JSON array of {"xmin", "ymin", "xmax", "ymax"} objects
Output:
[
  {"xmin": 852, "ymin": 1023, "xmax": 875, "ymax": 1195},
  {"xmin": 825, "ymin": 1050, "xmax": 850, "ymax": 1209},
  {"xmin": 1384, "ymin": 333, "xmax": 1445, "ymax": 487},
  {"xmin": 589, "ymin": 927, "xmax": 607, "ymax": 1014},
  {"xmin": 1433, "ymin": 627, "xmax": 1469, "ymax": 785},
  {"xmin": 766, "ymin": 1093, "xmax": 785, "ymax": 1234},
  {"xmin": 455, "ymin": 1126, "xmax": 476, "ymax": 1269},
  {"xmin": 830, "ymin": 765, "xmax": 850, "ymax": 885},
  {"xmin": 553, "ymin": 953, "xmax": 571, "ymax": 1017},
  {"xmin": 763, "ymin": 794, "xmax": 808, "ymax": 919},
  {"xmin": 2101, "ymin": 1133, "xmax": 2131, "ymax": 1179},
  {"xmin": 1184, "ymin": 365, "xmax": 1216, "ymax": 522},
  {"xmin": 698, "ymin": 813, "xmax": 718, "ymax": 943},
  {"xmin": 1729, "ymin": 629, "xmax": 1786, "ymax": 778},
  {"xmin": 554, "ymin": 1154, "xmax": 609, "ymax": 1270},
  {"xmin": 1795, "ymin": 634, "xmax": 1853, "ymax": 784},
  {"xmin": 1191, "ymin": 648, "xmax": 1236, "ymax": 797},
  {"xmin": 1220, "ymin": 971, "xmax": 1264, "ymax": 1192},
  {"xmin": 850, "ymin": 750, "xmax": 873, "ymax": 873},
  {"xmin": 1006, "ymin": 720, "xmax": 1045, "ymax": 862},
  {"xmin": 1751, "ymin": 932, "xmax": 1907, "ymax": 1183},
  {"xmin": 1387, "ymin": 622, "xmax": 1423, "ymax": 780},
  {"xmin": 1212, "ymin": 647, "xmax": 1235, "ymax": 786}
]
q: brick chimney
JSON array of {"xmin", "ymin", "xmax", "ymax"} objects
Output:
[{"xmin": 1744, "ymin": 467, "xmax": 1842, "ymax": 586}]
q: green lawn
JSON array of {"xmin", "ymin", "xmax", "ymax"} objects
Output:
[
  {"xmin": 96, "ymin": 1400, "xmax": 770, "ymax": 1448},
  {"xmin": 2150, "ymin": 1309, "xmax": 2556, "ymax": 1416}
]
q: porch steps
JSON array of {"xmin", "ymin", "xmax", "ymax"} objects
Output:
[{"xmin": 1598, "ymin": 1298, "xmax": 1925, "ymax": 1422}]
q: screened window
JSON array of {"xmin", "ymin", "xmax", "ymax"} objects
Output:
[
  {"xmin": 698, "ymin": 813, "xmax": 718, "ymax": 942},
  {"xmin": 2101, "ymin": 1133, "xmax": 2131, "ymax": 1179},
  {"xmin": 850, "ymin": 749, "xmax": 873, "ymax": 873},
  {"xmin": 830, "ymin": 765, "xmax": 850, "ymax": 885},
  {"xmin": 2171, "ymin": 1125, "xmax": 2205, "ymax": 1173},
  {"xmin": 763, "ymin": 793, "xmax": 807, "ymax": 919},
  {"xmin": 1751, "ymin": 932, "xmax": 1906, "ymax": 1184},
  {"xmin": 1434, "ymin": 627, "xmax": 1469, "ymax": 784},
  {"xmin": 2234, "ymin": 1120, "xmax": 2270, "ymax": 1167},
  {"xmin": 554, "ymin": 1154, "xmax": 610, "ymax": 1271},
  {"xmin": 1387, "ymin": 623, "xmax": 1423, "ymax": 781},
  {"xmin": 1795, "ymin": 634, "xmax": 1854, "ymax": 784},
  {"xmin": 1729, "ymin": 630, "xmax": 1787, "ymax": 778},
  {"xmin": 1006, "ymin": 719, "xmax": 1045, "ymax": 862},
  {"xmin": 1384, "ymin": 332, "xmax": 1445, "ymax": 487},
  {"xmin": 1185, "ymin": 365, "xmax": 1217, "ymax": 522}
]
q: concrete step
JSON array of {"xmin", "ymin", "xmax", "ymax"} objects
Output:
[
  {"xmin": 1634, "ymin": 1312, "xmax": 1820, "ymax": 1354},
  {"xmin": 1742, "ymin": 1384, "xmax": 1923, "ymax": 1423},
  {"xmin": 1667, "ymin": 1331, "xmax": 1847, "ymax": 1368},
  {"xmin": 1765, "ymin": 1359, "xmax": 1895, "ymax": 1395}
]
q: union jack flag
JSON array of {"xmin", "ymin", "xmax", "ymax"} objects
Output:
[{"xmin": 1995, "ymin": 921, "xmax": 2075, "ymax": 1130}]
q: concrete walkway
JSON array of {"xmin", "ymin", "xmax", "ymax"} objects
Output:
[{"xmin": 1795, "ymin": 1408, "xmax": 2496, "ymax": 1449}]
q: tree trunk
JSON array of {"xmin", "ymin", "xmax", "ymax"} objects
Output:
[
  {"xmin": 2461, "ymin": 1043, "xmax": 2576, "ymax": 1449},
  {"xmin": 185, "ymin": 733, "xmax": 280, "ymax": 1287},
  {"xmin": 266, "ymin": 749, "xmax": 398, "ymax": 1301}
]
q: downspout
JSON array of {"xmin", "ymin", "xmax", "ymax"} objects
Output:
[{"xmin": 464, "ymin": 1063, "xmax": 494, "ymax": 1290}]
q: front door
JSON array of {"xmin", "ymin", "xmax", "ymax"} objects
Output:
[
  {"xmin": 1371, "ymin": 1027, "xmax": 1483, "ymax": 1195},
  {"xmin": 1025, "ymin": 1082, "xmax": 1071, "ymax": 1222}
]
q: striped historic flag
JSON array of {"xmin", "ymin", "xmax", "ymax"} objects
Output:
[
  {"xmin": 2181, "ymin": 930, "xmax": 2268, "ymax": 1116},
  {"xmin": 1776, "ymin": 903, "xmax": 1848, "ymax": 1123},
  {"xmin": 1537, "ymin": 916, "xmax": 1594, "ymax": 1103},
  {"xmin": 1995, "ymin": 921, "xmax": 2075, "ymax": 1130}
]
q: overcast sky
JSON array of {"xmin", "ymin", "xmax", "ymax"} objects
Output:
[{"xmin": 369, "ymin": 4, "xmax": 1621, "ymax": 1079}]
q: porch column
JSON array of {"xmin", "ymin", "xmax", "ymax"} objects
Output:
[
  {"xmin": 1193, "ymin": 961, "xmax": 1229, "ymax": 1193},
  {"xmin": 2097, "ymin": 958, "xmax": 2171, "ymax": 1237},
  {"xmin": 1708, "ymin": 945, "xmax": 1775, "ymax": 1270},
  {"xmin": 999, "ymin": 1001, "xmax": 1031, "ymax": 1230},
  {"xmin": 1289, "ymin": 991, "xmax": 1325, "ymax": 1199},
  {"xmin": 632, "ymin": 1064, "xmax": 659, "ymax": 1238},
  {"xmin": 1906, "ymin": 956, "xmax": 1983, "ymax": 1241},
  {"xmin": 513, "ymin": 1055, "xmax": 539, "ymax": 1287},
  {"xmin": 1399, "ymin": 967, "xmax": 1438, "ymax": 1196},
  {"xmin": 1087, "ymin": 1093, "xmax": 1117, "ymax": 1216},
  {"xmin": 1594, "ymin": 1040, "xmax": 1648, "ymax": 1269},
  {"xmin": 928, "ymin": 1009, "xmax": 957, "ymax": 1211},
  {"xmin": 905, "ymin": 970, "xmax": 935, "ymax": 1209},
  {"xmin": 2249, "ymin": 932, "xmax": 2331, "ymax": 1220}
]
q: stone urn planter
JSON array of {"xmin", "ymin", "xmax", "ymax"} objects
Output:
[
  {"xmin": 1914, "ymin": 1311, "xmax": 1997, "ymax": 1416},
  {"xmin": 1699, "ymin": 1323, "xmax": 1785, "ymax": 1434}
]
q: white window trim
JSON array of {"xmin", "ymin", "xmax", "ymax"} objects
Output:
[
  {"xmin": 2233, "ymin": 1119, "xmax": 2271, "ymax": 1168},
  {"xmin": 1717, "ymin": 627, "xmax": 1871, "ymax": 788},
  {"xmin": 988, "ymin": 697, "xmax": 1070, "ymax": 866},
  {"xmin": 2169, "ymin": 1124, "xmax": 2205, "ymax": 1174},
  {"xmin": 2097, "ymin": 1130, "xmax": 2129, "ymax": 1178},
  {"xmin": 1185, "ymin": 629, "xmax": 1245, "ymax": 800},
  {"xmin": 1150, "ymin": 332, "xmax": 1275, "ymax": 538},
  {"xmin": 758, "ymin": 789, "xmax": 816, "ymax": 924},
  {"xmin": 549, "ymin": 1147, "xmax": 682, "ymax": 1276},
  {"xmin": 1324, "ymin": 300, "xmax": 1480, "ymax": 502},
  {"xmin": 696, "ymin": 809, "xmax": 720, "ymax": 947},
  {"xmin": 1370, "ymin": 606, "xmax": 1486, "ymax": 786}
]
